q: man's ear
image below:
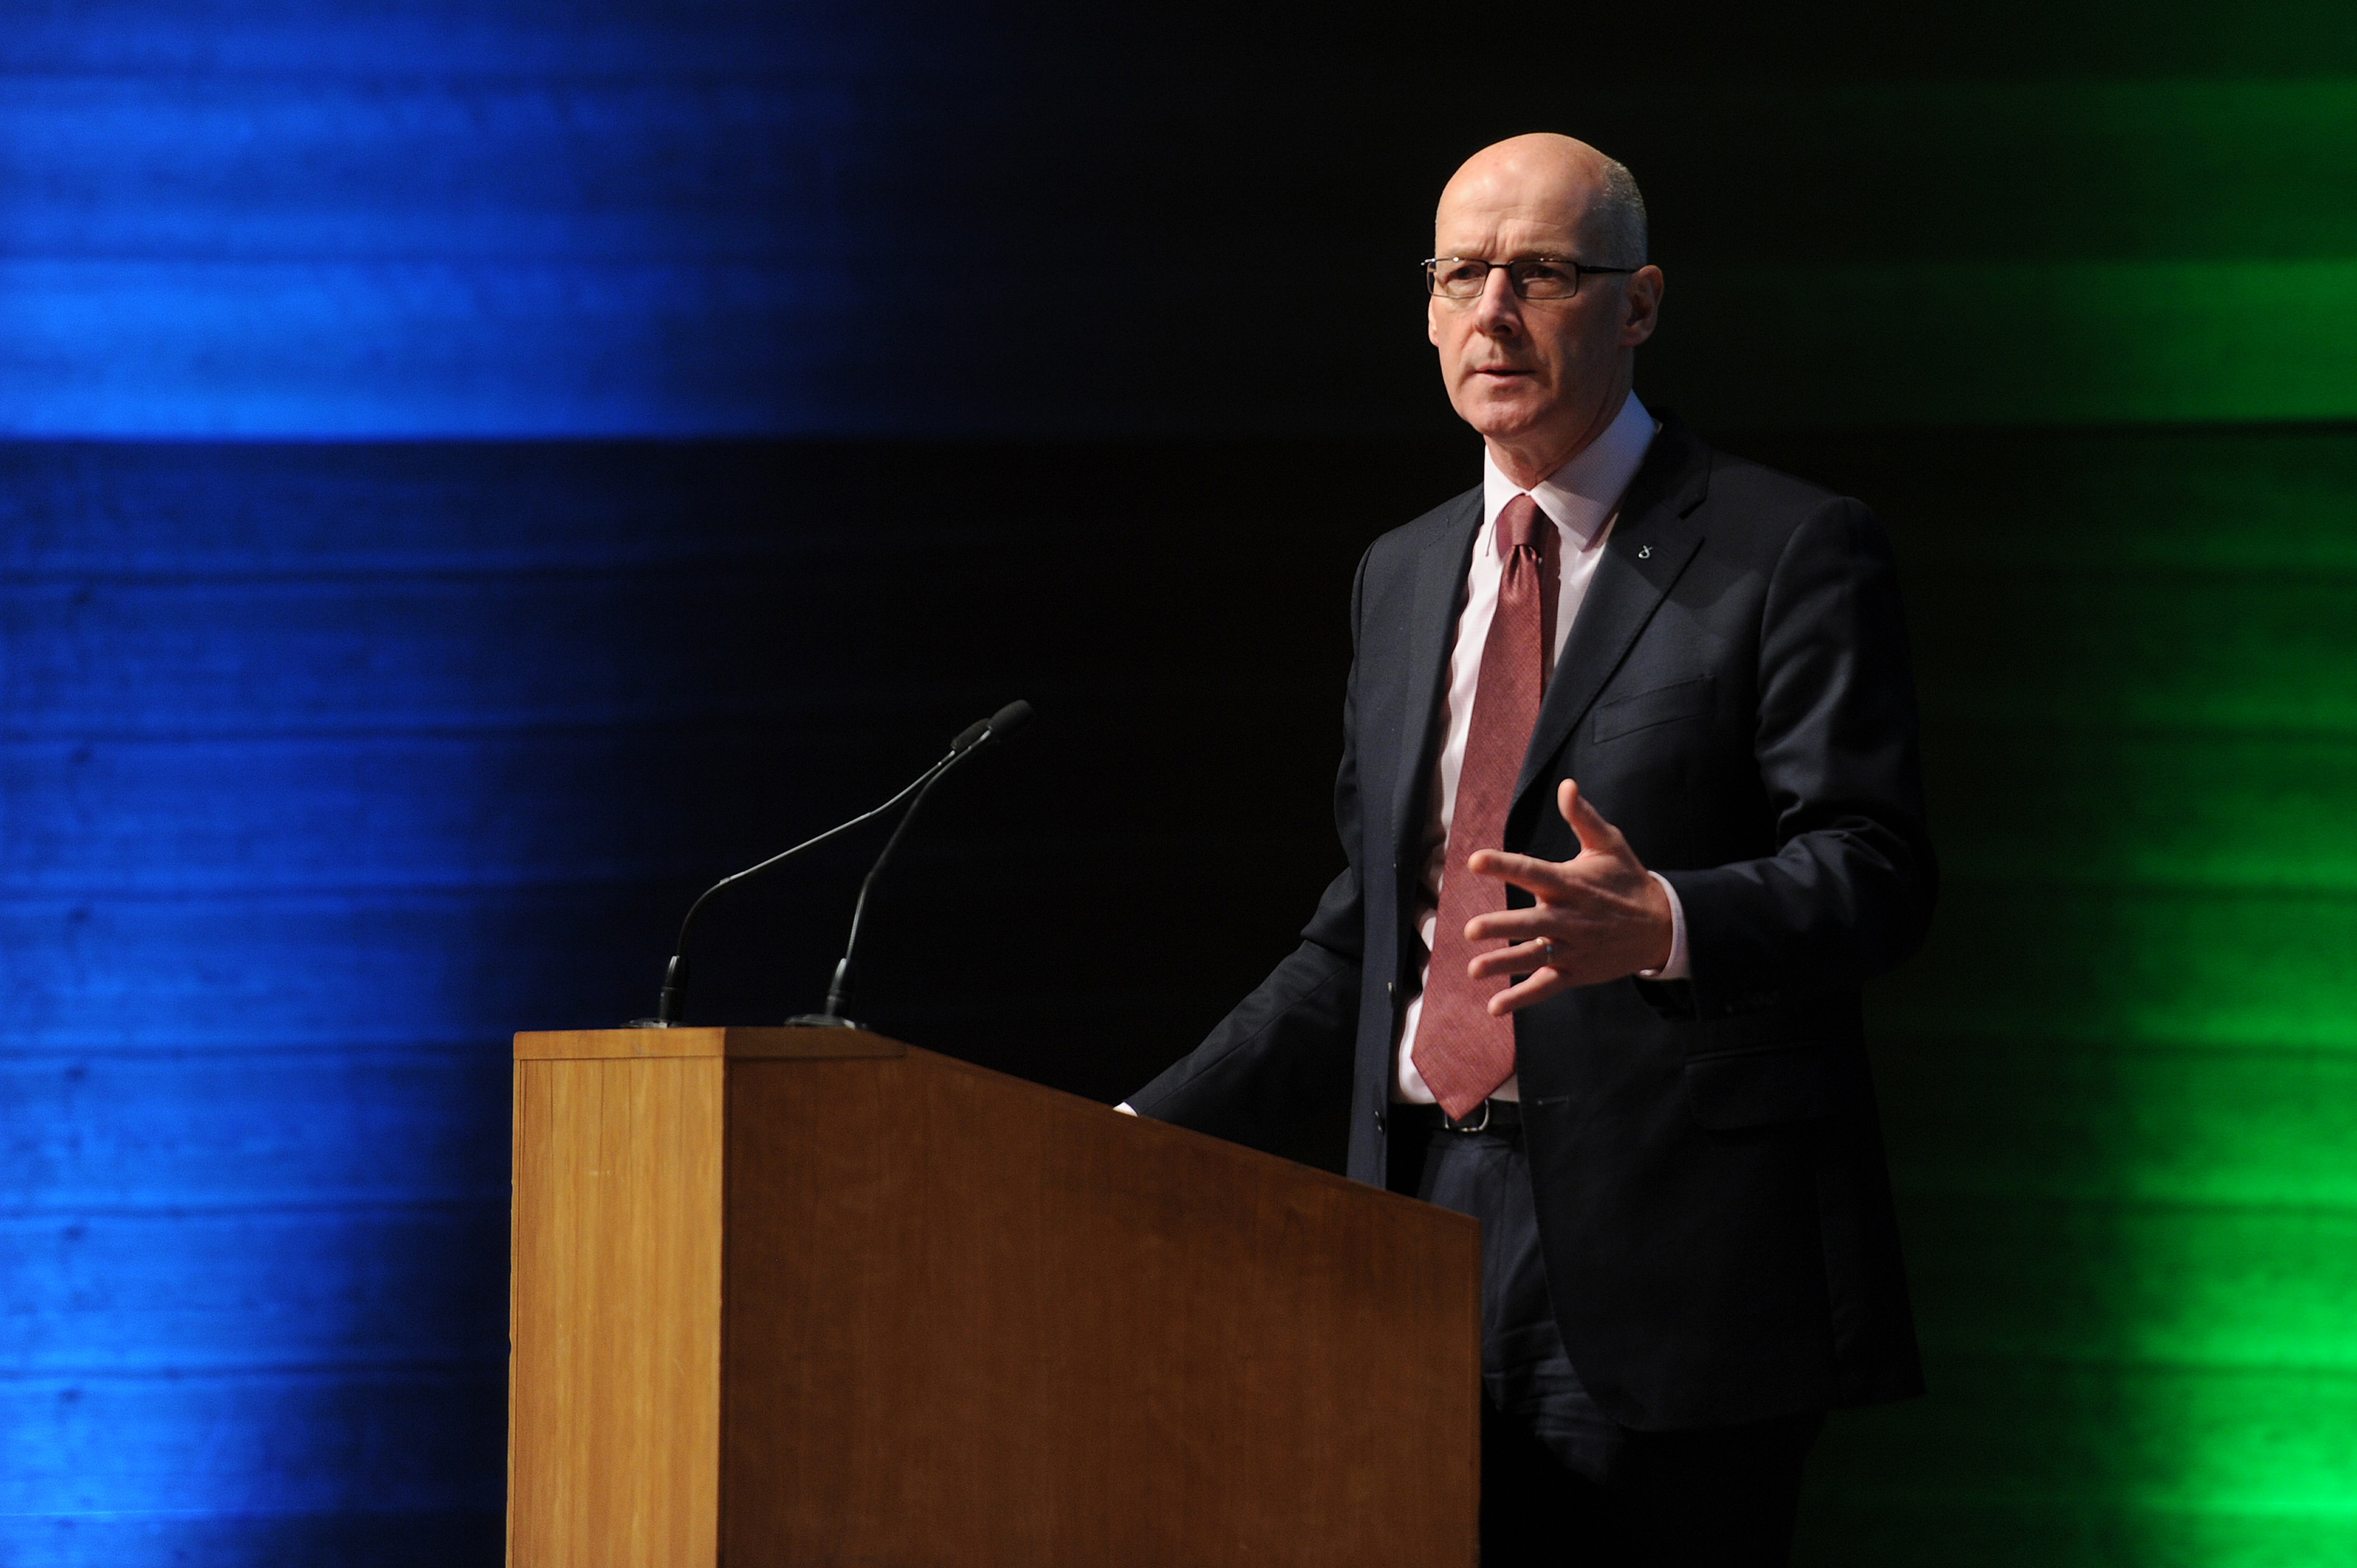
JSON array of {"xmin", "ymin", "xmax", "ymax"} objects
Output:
[{"xmin": 1621, "ymin": 265, "xmax": 1664, "ymax": 348}]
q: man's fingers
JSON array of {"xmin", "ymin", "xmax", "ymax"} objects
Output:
[
  {"xmin": 1464, "ymin": 902, "xmax": 1575, "ymax": 944},
  {"xmin": 1465, "ymin": 937, "xmax": 1555, "ymax": 981},
  {"xmin": 1485, "ymin": 967, "xmax": 1570, "ymax": 1016},
  {"xmin": 1465, "ymin": 846, "xmax": 1575, "ymax": 897}
]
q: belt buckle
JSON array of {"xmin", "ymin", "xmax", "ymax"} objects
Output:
[{"xmin": 1445, "ymin": 1101, "xmax": 1491, "ymax": 1134}]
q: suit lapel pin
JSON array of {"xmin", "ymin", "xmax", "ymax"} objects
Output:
[{"xmin": 1637, "ymin": 544, "xmax": 1652, "ymax": 559}]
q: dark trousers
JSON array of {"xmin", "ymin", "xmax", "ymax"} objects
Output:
[{"xmin": 1390, "ymin": 1112, "xmax": 1822, "ymax": 1568}]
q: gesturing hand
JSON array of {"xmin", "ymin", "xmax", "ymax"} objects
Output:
[{"xmin": 1462, "ymin": 779, "xmax": 1674, "ymax": 1016}]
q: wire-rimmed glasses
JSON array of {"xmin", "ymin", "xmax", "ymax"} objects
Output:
[{"xmin": 1423, "ymin": 256, "xmax": 1638, "ymax": 301}]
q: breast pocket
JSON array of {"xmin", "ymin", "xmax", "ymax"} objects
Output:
[{"xmin": 1592, "ymin": 675, "xmax": 1715, "ymax": 744}]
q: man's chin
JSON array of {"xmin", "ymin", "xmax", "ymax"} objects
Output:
[{"xmin": 1456, "ymin": 395, "xmax": 1549, "ymax": 442}]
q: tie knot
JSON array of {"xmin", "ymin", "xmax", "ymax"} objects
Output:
[{"xmin": 1498, "ymin": 493, "xmax": 1547, "ymax": 556}]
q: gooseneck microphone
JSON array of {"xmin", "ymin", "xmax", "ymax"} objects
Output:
[
  {"xmin": 630, "ymin": 704, "xmax": 1022, "ymax": 1028},
  {"xmin": 789, "ymin": 699, "xmax": 1033, "ymax": 1029}
]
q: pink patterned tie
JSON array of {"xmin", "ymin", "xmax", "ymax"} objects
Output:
[{"xmin": 1411, "ymin": 494, "xmax": 1555, "ymax": 1119}]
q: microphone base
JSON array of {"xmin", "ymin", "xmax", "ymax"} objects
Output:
[
  {"xmin": 624, "ymin": 1018, "xmax": 675, "ymax": 1029},
  {"xmin": 784, "ymin": 1013, "xmax": 865, "ymax": 1030}
]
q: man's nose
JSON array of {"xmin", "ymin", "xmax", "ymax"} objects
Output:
[{"xmin": 1473, "ymin": 267, "xmax": 1522, "ymax": 336}]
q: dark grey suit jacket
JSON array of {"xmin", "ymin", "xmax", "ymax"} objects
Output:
[{"xmin": 1128, "ymin": 414, "xmax": 1936, "ymax": 1431}]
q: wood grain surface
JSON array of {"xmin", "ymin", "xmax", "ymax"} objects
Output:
[
  {"xmin": 508, "ymin": 1029, "xmax": 1479, "ymax": 1567},
  {"xmin": 508, "ymin": 1050, "xmax": 725, "ymax": 1565},
  {"xmin": 514, "ymin": 1026, "xmax": 906, "ymax": 1061},
  {"xmin": 721, "ymin": 1045, "xmax": 1480, "ymax": 1567}
]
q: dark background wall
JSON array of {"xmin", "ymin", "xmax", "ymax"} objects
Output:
[{"xmin": 3, "ymin": 3, "xmax": 2353, "ymax": 1563}]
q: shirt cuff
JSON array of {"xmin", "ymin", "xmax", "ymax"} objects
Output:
[
  {"xmin": 1115, "ymin": 1102, "xmax": 1138, "ymax": 1115},
  {"xmin": 1635, "ymin": 872, "xmax": 1690, "ymax": 981}
]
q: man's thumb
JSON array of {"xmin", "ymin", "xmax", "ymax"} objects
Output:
[{"xmin": 1559, "ymin": 778, "xmax": 1613, "ymax": 851}]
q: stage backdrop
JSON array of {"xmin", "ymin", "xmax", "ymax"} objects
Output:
[{"xmin": 2, "ymin": 3, "xmax": 2352, "ymax": 1564}]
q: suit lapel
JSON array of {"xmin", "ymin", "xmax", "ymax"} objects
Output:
[
  {"xmin": 1388, "ymin": 489, "xmax": 1483, "ymax": 867},
  {"xmin": 1512, "ymin": 421, "xmax": 1712, "ymax": 809}
]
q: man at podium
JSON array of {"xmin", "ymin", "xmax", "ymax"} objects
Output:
[{"xmin": 1123, "ymin": 134, "xmax": 1935, "ymax": 1566}]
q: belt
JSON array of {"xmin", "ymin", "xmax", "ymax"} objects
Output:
[{"xmin": 1397, "ymin": 1098, "xmax": 1522, "ymax": 1135}]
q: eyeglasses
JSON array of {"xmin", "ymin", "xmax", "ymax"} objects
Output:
[{"xmin": 1423, "ymin": 256, "xmax": 1637, "ymax": 301}]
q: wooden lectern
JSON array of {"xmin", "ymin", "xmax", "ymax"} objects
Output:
[{"xmin": 507, "ymin": 1027, "xmax": 1479, "ymax": 1566}]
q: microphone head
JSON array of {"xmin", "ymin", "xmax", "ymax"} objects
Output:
[
  {"xmin": 949, "ymin": 701, "xmax": 1033, "ymax": 756},
  {"xmin": 986, "ymin": 701, "xmax": 1034, "ymax": 742}
]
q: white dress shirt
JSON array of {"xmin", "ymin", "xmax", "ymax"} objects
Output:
[{"xmin": 1394, "ymin": 391, "xmax": 1689, "ymax": 1105}]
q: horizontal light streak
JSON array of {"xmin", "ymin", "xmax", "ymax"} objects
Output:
[
  {"xmin": 0, "ymin": 4, "xmax": 897, "ymax": 75},
  {"xmin": 0, "ymin": 1225, "xmax": 505, "ymax": 1372},
  {"xmin": 1656, "ymin": 258, "xmax": 2357, "ymax": 428},
  {"xmin": 0, "ymin": 75, "xmax": 854, "ymax": 264},
  {"xmin": 6, "ymin": 66, "xmax": 2357, "ymax": 433},
  {"xmin": 0, "ymin": 1366, "xmax": 503, "ymax": 1515},
  {"xmin": 0, "ymin": 257, "xmax": 856, "ymax": 436},
  {"xmin": 0, "ymin": 1050, "xmax": 504, "ymax": 1206}
]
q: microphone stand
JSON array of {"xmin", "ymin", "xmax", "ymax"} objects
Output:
[
  {"xmin": 790, "ymin": 701, "xmax": 1031, "ymax": 1029},
  {"xmin": 630, "ymin": 719, "xmax": 990, "ymax": 1028}
]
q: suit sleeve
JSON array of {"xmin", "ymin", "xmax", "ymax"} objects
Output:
[
  {"xmin": 1123, "ymin": 552, "xmax": 1369, "ymax": 1152},
  {"xmin": 1659, "ymin": 497, "xmax": 1939, "ymax": 1018}
]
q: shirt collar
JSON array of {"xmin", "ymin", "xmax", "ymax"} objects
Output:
[{"xmin": 1480, "ymin": 391, "xmax": 1657, "ymax": 555}]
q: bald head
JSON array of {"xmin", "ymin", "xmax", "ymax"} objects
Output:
[
  {"xmin": 1425, "ymin": 132, "xmax": 1663, "ymax": 488},
  {"xmin": 1436, "ymin": 134, "xmax": 1647, "ymax": 269}
]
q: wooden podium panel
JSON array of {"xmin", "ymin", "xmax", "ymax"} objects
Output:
[{"xmin": 508, "ymin": 1028, "xmax": 1479, "ymax": 1567}]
